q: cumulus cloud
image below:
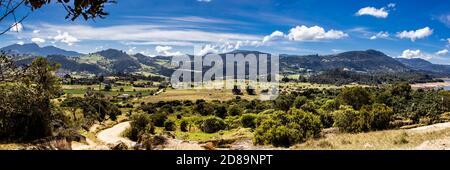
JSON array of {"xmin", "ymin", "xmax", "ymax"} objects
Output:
[
  {"xmin": 370, "ymin": 31, "xmax": 389, "ymax": 40},
  {"xmin": 399, "ymin": 49, "xmax": 432, "ymax": 60},
  {"xmin": 262, "ymin": 31, "xmax": 285, "ymax": 43},
  {"xmin": 31, "ymin": 37, "xmax": 45, "ymax": 44},
  {"xmin": 53, "ymin": 31, "xmax": 79, "ymax": 46},
  {"xmin": 436, "ymin": 49, "xmax": 449, "ymax": 56},
  {"xmin": 17, "ymin": 41, "xmax": 24, "ymax": 45},
  {"xmin": 396, "ymin": 27, "xmax": 433, "ymax": 42},
  {"xmin": 356, "ymin": 3, "xmax": 395, "ymax": 18},
  {"xmin": 10, "ymin": 22, "xmax": 23, "ymax": 32},
  {"xmin": 287, "ymin": 25, "xmax": 348, "ymax": 41},
  {"xmin": 155, "ymin": 46, "xmax": 183, "ymax": 56},
  {"xmin": 356, "ymin": 7, "xmax": 389, "ymax": 18}
]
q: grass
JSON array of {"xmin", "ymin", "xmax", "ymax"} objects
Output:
[
  {"xmin": 174, "ymin": 128, "xmax": 253, "ymax": 142},
  {"xmin": 293, "ymin": 127, "xmax": 450, "ymax": 150},
  {"xmin": 138, "ymin": 88, "xmax": 259, "ymax": 103},
  {"xmin": 61, "ymin": 84, "xmax": 157, "ymax": 97}
]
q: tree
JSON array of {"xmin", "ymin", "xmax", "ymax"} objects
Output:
[
  {"xmin": 253, "ymin": 109, "xmax": 322, "ymax": 147},
  {"xmin": 60, "ymin": 96, "xmax": 84, "ymax": 121},
  {"xmin": 0, "ymin": 0, "xmax": 116, "ymax": 35},
  {"xmin": 338, "ymin": 87, "xmax": 372, "ymax": 110},
  {"xmin": 0, "ymin": 54, "xmax": 17, "ymax": 82},
  {"xmin": 0, "ymin": 57, "xmax": 61, "ymax": 140}
]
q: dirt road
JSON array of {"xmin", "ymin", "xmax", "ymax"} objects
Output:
[{"xmin": 72, "ymin": 121, "xmax": 135, "ymax": 150}]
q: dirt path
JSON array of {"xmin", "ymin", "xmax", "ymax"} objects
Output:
[
  {"xmin": 72, "ymin": 121, "xmax": 135, "ymax": 150},
  {"xmin": 97, "ymin": 121, "xmax": 136, "ymax": 148},
  {"xmin": 408, "ymin": 122, "xmax": 450, "ymax": 150}
]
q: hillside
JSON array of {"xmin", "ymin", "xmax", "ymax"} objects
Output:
[
  {"xmin": 3, "ymin": 43, "xmax": 450, "ymax": 78},
  {"xmin": 1, "ymin": 43, "xmax": 83, "ymax": 57}
]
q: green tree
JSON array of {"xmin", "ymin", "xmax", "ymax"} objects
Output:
[
  {"xmin": 253, "ymin": 108, "xmax": 322, "ymax": 147},
  {"xmin": 338, "ymin": 87, "xmax": 372, "ymax": 110}
]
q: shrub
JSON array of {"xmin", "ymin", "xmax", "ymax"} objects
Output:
[
  {"xmin": 253, "ymin": 108, "xmax": 322, "ymax": 147},
  {"xmin": 127, "ymin": 113, "xmax": 154, "ymax": 141},
  {"xmin": 151, "ymin": 112, "xmax": 168, "ymax": 127},
  {"xmin": 180, "ymin": 119, "xmax": 189, "ymax": 132},
  {"xmin": 241, "ymin": 114, "xmax": 258, "ymax": 128},
  {"xmin": 293, "ymin": 96, "xmax": 307, "ymax": 109},
  {"xmin": 333, "ymin": 106, "xmax": 370, "ymax": 133},
  {"xmin": 227, "ymin": 104, "xmax": 243, "ymax": 116},
  {"xmin": 338, "ymin": 87, "xmax": 371, "ymax": 110},
  {"xmin": 200, "ymin": 116, "xmax": 226, "ymax": 133},
  {"xmin": 164, "ymin": 119, "xmax": 176, "ymax": 131},
  {"xmin": 368, "ymin": 103, "xmax": 393, "ymax": 130}
]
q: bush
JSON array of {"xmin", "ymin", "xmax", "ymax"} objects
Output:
[
  {"xmin": 368, "ymin": 103, "xmax": 393, "ymax": 130},
  {"xmin": 333, "ymin": 106, "xmax": 370, "ymax": 133},
  {"xmin": 151, "ymin": 112, "xmax": 168, "ymax": 127},
  {"xmin": 338, "ymin": 87, "xmax": 371, "ymax": 110},
  {"xmin": 293, "ymin": 96, "xmax": 307, "ymax": 109},
  {"xmin": 227, "ymin": 104, "xmax": 243, "ymax": 116},
  {"xmin": 253, "ymin": 108, "xmax": 322, "ymax": 147},
  {"xmin": 127, "ymin": 113, "xmax": 154, "ymax": 141},
  {"xmin": 200, "ymin": 116, "xmax": 226, "ymax": 133},
  {"xmin": 180, "ymin": 119, "xmax": 189, "ymax": 132},
  {"xmin": 164, "ymin": 119, "xmax": 176, "ymax": 131},
  {"xmin": 241, "ymin": 114, "xmax": 258, "ymax": 128}
]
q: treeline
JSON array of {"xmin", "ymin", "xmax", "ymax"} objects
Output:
[
  {"xmin": 304, "ymin": 69, "xmax": 439, "ymax": 85},
  {"xmin": 128, "ymin": 83, "xmax": 450, "ymax": 147}
]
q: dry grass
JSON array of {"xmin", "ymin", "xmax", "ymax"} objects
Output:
[
  {"xmin": 293, "ymin": 127, "xmax": 450, "ymax": 150},
  {"xmin": 138, "ymin": 89, "xmax": 259, "ymax": 103}
]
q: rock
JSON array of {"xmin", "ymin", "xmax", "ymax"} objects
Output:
[
  {"xmin": 201, "ymin": 142, "xmax": 215, "ymax": 150},
  {"xmin": 110, "ymin": 141, "xmax": 128, "ymax": 150}
]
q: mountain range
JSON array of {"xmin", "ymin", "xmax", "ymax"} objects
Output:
[{"xmin": 1, "ymin": 43, "xmax": 450, "ymax": 78}]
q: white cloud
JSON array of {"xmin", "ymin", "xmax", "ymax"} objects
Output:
[
  {"xmin": 356, "ymin": 7, "xmax": 389, "ymax": 18},
  {"xmin": 17, "ymin": 41, "xmax": 24, "ymax": 45},
  {"xmin": 436, "ymin": 49, "xmax": 449, "ymax": 56},
  {"xmin": 10, "ymin": 22, "xmax": 23, "ymax": 32},
  {"xmin": 370, "ymin": 31, "xmax": 389, "ymax": 40},
  {"xmin": 31, "ymin": 24, "xmax": 260, "ymax": 45},
  {"xmin": 155, "ymin": 45, "xmax": 183, "ymax": 56},
  {"xmin": 197, "ymin": 0, "xmax": 211, "ymax": 2},
  {"xmin": 387, "ymin": 3, "xmax": 396, "ymax": 8},
  {"xmin": 196, "ymin": 44, "xmax": 219, "ymax": 56},
  {"xmin": 262, "ymin": 31, "xmax": 285, "ymax": 43},
  {"xmin": 287, "ymin": 25, "xmax": 348, "ymax": 41},
  {"xmin": 31, "ymin": 37, "xmax": 46, "ymax": 44},
  {"xmin": 127, "ymin": 47, "xmax": 137, "ymax": 54},
  {"xmin": 448, "ymin": 38, "xmax": 450, "ymax": 44},
  {"xmin": 396, "ymin": 27, "xmax": 433, "ymax": 42},
  {"xmin": 33, "ymin": 30, "xmax": 40, "ymax": 34},
  {"xmin": 399, "ymin": 49, "xmax": 432, "ymax": 60},
  {"xmin": 53, "ymin": 31, "xmax": 79, "ymax": 46}
]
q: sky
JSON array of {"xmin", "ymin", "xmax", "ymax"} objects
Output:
[{"xmin": 1, "ymin": 0, "xmax": 450, "ymax": 64}]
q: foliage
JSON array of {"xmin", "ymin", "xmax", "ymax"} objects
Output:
[
  {"xmin": 338, "ymin": 87, "xmax": 371, "ymax": 110},
  {"xmin": 126, "ymin": 113, "xmax": 154, "ymax": 141},
  {"xmin": 240, "ymin": 114, "xmax": 258, "ymax": 128},
  {"xmin": 253, "ymin": 108, "xmax": 322, "ymax": 147},
  {"xmin": 164, "ymin": 119, "xmax": 176, "ymax": 131},
  {"xmin": 200, "ymin": 116, "xmax": 226, "ymax": 133}
]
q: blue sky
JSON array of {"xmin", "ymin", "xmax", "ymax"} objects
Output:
[{"xmin": 1, "ymin": 0, "xmax": 450, "ymax": 64}]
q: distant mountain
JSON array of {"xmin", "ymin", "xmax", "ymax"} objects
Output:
[
  {"xmin": 0, "ymin": 43, "xmax": 83, "ymax": 57},
  {"xmin": 280, "ymin": 49, "xmax": 411, "ymax": 73},
  {"xmin": 4, "ymin": 43, "xmax": 450, "ymax": 78},
  {"xmin": 396, "ymin": 58, "xmax": 450, "ymax": 76}
]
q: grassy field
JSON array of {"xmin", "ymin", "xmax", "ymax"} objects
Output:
[
  {"xmin": 138, "ymin": 88, "xmax": 260, "ymax": 103},
  {"xmin": 61, "ymin": 84, "xmax": 157, "ymax": 97}
]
